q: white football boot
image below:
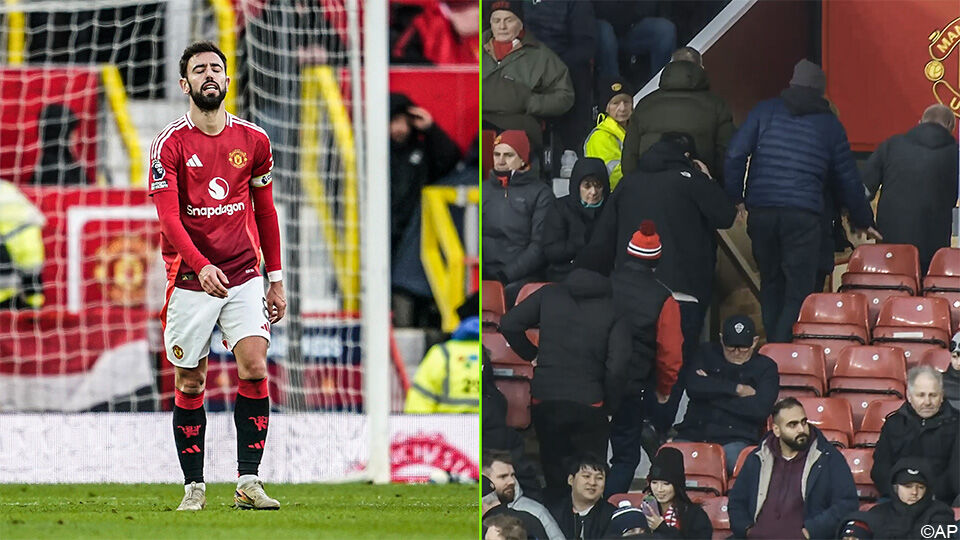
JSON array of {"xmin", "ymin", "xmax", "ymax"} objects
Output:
[
  {"xmin": 234, "ymin": 475, "xmax": 280, "ymax": 510},
  {"xmin": 176, "ymin": 482, "xmax": 206, "ymax": 511}
]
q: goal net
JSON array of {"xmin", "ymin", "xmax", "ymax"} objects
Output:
[{"xmin": 0, "ymin": 0, "xmax": 425, "ymax": 484}]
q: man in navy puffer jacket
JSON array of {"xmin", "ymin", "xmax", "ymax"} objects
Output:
[{"xmin": 723, "ymin": 59, "xmax": 881, "ymax": 343}]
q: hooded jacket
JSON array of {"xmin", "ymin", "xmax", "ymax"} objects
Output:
[
  {"xmin": 507, "ymin": 482, "xmax": 566, "ymax": 540},
  {"xmin": 620, "ymin": 61, "xmax": 734, "ymax": 181},
  {"xmin": 583, "ymin": 114, "xmax": 627, "ymax": 189},
  {"xmin": 499, "ymin": 268, "xmax": 631, "ymax": 412},
  {"xmin": 723, "ymin": 87, "xmax": 875, "ymax": 229},
  {"xmin": 865, "ymin": 457, "xmax": 956, "ymax": 539},
  {"xmin": 871, "ymin": 401, "xmax": 960, "ymax": 504},
  {"xmin": 945, "ymin": 365, "xmax": 960, "ymax": 412},
  {"xmin": 541, "ymin": 157, "xmax": 610, "ymax": 282},
  {"xmin": 862, "ymin": 122, "xmax": 959, "ymax": 271},
  {"xmin": 576, "ymin": 141, "xmax": 736, "ymax": 303},
  {"xmin": 482, "ymin": 167, "xmax": 554, "ymax": 283},
  {"xmin": 727, "ymin": 426, "xmax": 859, "ymax": 539},
  {"xmin": 481, "ymin": 29, "xmax": 574, "ymax": 148}
]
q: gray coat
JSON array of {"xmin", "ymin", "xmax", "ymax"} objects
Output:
[{"xmin": 482, "ymin": 168, "xmax": 554, "ymax": 282}]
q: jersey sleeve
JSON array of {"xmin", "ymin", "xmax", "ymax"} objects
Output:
[
  {"xmin": 148, "ymin": 130, "xmax": 179, "ymax": 195},
  {"xmin": 250, "ymin": 131, "xmax": 273, "ymax": 188}
]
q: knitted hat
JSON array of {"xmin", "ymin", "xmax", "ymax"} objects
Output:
[
  {"xmin": 487, "ymin": 0, "xmax": 523, "ymax": 23},
  {"xmin": 493, "ymin": 130, "xmax": 530, "ymax": 164},
  {"xmin": 596, "ymin": 76, "xmax": 633, "ymax": 110},
  {"xmin": 627, "ymin": 220, "xmax": 662, "ymax": 260},
  {"xmin": 839, "ymin": 515, "xmax": 874, "ymax": 540},
  {"xmin": 389, "ymin": 93, "xmax": 414, "ymax": 119},
  {"xmin": 789, "ymin": 59, "xmax": 826, "ymax": 93},
  {"xmin": 648, "ymin": 447, "xmax": 686, "ymax": 490},
  {"xmin": 607, "ymin": 501, "xmax": 648, "ymax": 536}
]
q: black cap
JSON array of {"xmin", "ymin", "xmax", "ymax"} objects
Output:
[
  {"xmin": 722, "ymin": 315, "xmax": 756, "ymax": 348},
  {"xmin": 893, "ymin": 467, "xmax": 927, "ymax": 486}
]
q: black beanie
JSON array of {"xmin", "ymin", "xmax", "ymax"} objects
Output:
[
  {"xmin": 648, "ymin": 447, "xmax": 686, "ymax": 490},
  {"xmin": 389, "ymin": 93, "xmax": 414, "ymax": 119},
  {"xmin": 596, "ymin": 76, "xmax": 633, "ymax": 111},
  {"xmin": 486, "ymin": 0, "xmax": 523, "ymax": 24}
]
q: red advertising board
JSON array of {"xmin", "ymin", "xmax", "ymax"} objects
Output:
[{"xmin": 823, "ymin": 1, "xmax": 959, "ymax": 151}]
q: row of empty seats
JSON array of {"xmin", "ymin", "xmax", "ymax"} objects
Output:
[{"xmin": 838, "ymin": 245, "xmax": 960, "ymax": 328}]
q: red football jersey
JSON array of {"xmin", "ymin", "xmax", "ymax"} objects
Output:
[{"xmin": 148, "ymin": 113, "xmax": 274, "ymax": 291}]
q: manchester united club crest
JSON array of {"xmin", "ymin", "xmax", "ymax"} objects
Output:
[
  {"xmin": 92, "ymin": 234, "xmax": 151, "ymax": 306},
  {"xmin": 926, "ymin": 16, "xmax": 960, "ymax": 119},
  {"xmin": 228, "ymin": 149, "xmax": 248, "ymax": 169},
  {"xmin": 172, "ymin": 345, "xmax": 184, "ymax": 359}
]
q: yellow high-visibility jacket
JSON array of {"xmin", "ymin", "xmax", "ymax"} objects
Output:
[
  {"xmin": 0, "ymin": 180, "xmax": 45, "ymax": 307},
  {"xmin": 583, "ymin": 114, "xmax": 626, "ymax": 190},
  {"xmin": 404, "ymin": 339, "xmax": 479, "ymax": 414}
]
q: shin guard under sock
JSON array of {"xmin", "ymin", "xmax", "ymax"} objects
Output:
[
  {"xmin": 173, "ymin": 389, "xmax": 206, "ymax": 484},
  {"xmin": 235, "ymin": 378, "xmax": 269, "ymax": 476}
]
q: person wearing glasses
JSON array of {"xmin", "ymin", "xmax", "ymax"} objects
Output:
[{"xmin": 672, "ymin": 315, "xmax": 779, "ymax": 475}]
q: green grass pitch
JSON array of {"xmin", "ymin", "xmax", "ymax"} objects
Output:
[{"xmin": 0, "ymin": 483, "xmax": 477, "ymax": 539}]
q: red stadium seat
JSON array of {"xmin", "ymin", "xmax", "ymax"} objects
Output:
[
  {"xmin": 792, "ymin": 293, "xmax": 871, "ymax": 375},
  {"xmin": 853, "ymin": 399, "xmax": 903, "ymax": 447},
  {"xmin": 760, "ymin": 343, "xmax": 827, "ymax": 396},
  {"xmin": 918, "ymin": 348, "xmax": 951, "ymax": 372},
  {"xmin": 661, "ymin": 443, "xmax": 727, "ymax": 498},
  {"xmin": 828, "ymin": 345, "xmax": 906, "ymax": 428},
  {"xmin": 727, "ymin": 445, "xmax": 756, "ymax": 491},
  {"xmin": 796, "ymin": 397, "xmax": 855, "ymax": 447},
  {"xmin": 483, "ymin": 332, "xmax": 527, "ymax": 366},
  {"xmin": 481, "ymin": 280, "xmax": 506, "ymax": 330},
  {"xmin": 923, "ymin": 247, "xmax": 960, "ymax": 331},
  {"xmin": 840, "ymin": 244, "xmax": 920, "ymax": 325},
  {"xmin": 841, "ymin": 448, "xmax": 879, "ymax": 501},
  {"xmin": 514, "ymin": 282, "xmax": 550, "ymax": 306},
  {"xmin": 701, "ymin": 496, "xmax": 731, "ymax": 539},
  {"xmin": 872, "ymin": 296, "xmax": 952, "ymax": 366}
]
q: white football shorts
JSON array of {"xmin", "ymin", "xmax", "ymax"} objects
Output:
[{"xmin": 162, "ymin": 277, "xmax": 271, "ymax": 368}]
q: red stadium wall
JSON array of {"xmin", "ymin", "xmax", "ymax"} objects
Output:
[
  {"xmin": 823, "ymin": 1, "xmax": 959, "ymax": 151},
  {"xmin": 0, "ymin": 67, "xmax": 99, "ymax": 185}
]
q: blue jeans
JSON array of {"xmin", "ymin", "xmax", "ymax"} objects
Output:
[{"xmin": 595, "ymin": 18, "xmax": 677, "ymax": 81}]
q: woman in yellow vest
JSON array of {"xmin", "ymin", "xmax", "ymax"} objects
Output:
[
  {"xmin": 404, "ymin": 316, "xmax": 480, "ymax": 414},
  {"xmin": 583, "ymin": 77, "xmax": 633, "ymax": 191},
  {"xmin": 0, "ymin": 179, "xmax": 45, "ymax": 309}
]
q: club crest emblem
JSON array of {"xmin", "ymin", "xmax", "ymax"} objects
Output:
[
  {"xmin": 926, "ymin": 16, "xmax": 960, "ymax": 119},
  {"xmin": 172, "ymin": 345, "xmax": 184, "ymax": 359},
  {"xmin": 228, "ymin": 149, "xmax": 249, "ymax": 169},
  {"xmin": 734, "ymin": 323, "xmax": 745, "ymax": 333}
]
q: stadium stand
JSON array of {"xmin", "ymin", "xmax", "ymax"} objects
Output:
[
  {"xmin": 726, "ymin": 445, "xmax": 756, "ymax": 492},
  {"xmin": 853, "ymin": 399, "xmax": 904, "ymax": 448},
  {"xmin": 660, "ymin": 442, "xmax": 727, "ymax": 501},
  {"xmin": 481, "ymin": 279, "xmax": 506, "ymax": 330},
  {"xmin": 701, "ymin": 496, "xmax": 731, "ymax": 540},
  {"xmin": 841, "ymin": 448, "xmax": 880, "ymax": 502},
  {"xmin": 839, "ymin": 244, "xmax": 921, "ymax": 326},
  {"xmin": 792, "ymin": 292, "xmax": 871, "ymax": 374},
  {"xmin": 759, "ymin": 342, "xmax": 827, "ymax": 397},
  {"xmin": 922, "ymin": 247, "xmax": 960, "ymax": 331},
  {"xmin": 795, "ymin": 397, "xmax": 855, "ymax": 448},
  {"xmin": 871, "ymin": 296, "xmax": 952, "ymax": 367},
  {"xmin": 827, "ymin": 345, "xmax": 906, "ymax": 427}
]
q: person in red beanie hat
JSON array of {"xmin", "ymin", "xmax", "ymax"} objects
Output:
[
  {"xmin": 483, "ymin": 129, "xmax": 553, "ymax": 305},
  {"xmin": 603, "ymin": 219, "xmax": 684, "ymax": 498}
]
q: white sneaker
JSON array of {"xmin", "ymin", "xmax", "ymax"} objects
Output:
[
  {"xmin": 176, "ymin": 482, "xmax": 206, "ymax": 511},
  {"xmin": 234, "ymin": 475, "xmax": 280, "ymax": 510}
]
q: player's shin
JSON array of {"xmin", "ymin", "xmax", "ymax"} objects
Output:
[
  {"xmin": 235, "ymin": 378, "xmax": 269, "ymax": 476},
  {"xmin": 173, "ymin": 389, "xmax": 206, "ymax": 484}
]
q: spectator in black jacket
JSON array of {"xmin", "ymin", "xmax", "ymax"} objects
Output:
[
  {"xmin": 724, "ymin": 60, "xmax": 880, "ymax": 343},
  {"xmin": 482, "ymin": 130, "xmax": 554, "ymax": 305},
  {"xmin": 522, "ymin": 0, "xmax": 597, "ymax": 155},
  {"xmin": 578, "ymin": 134, "xmax": 736, "ymax": 438},
  {"xmin": 542, "ymin": 157, "xmax": 610, "ymax": 282},
  {"xmin": 550, "ymin": 454, "xmax": 616, "ymax": 539},
  {"xmin": 674, "ymin": 315, "xmax": 779, "ymax": 475},
  {"xmin": 871, "ymin": 366, "xmax": 960, "ymax": 505},
  {"xmin": 862, "ymin": 104, "xmax": 959, "ymax": 274},
  {"xmin": 639, "ymin": 447, "xmax": 714, "ymax": 539},
  {"xmin": 389, "ymin": 93, "xmax": 461, "ymax": 259},
  {"xmin": 866, "ymin": 458, "xmax": 956, "ymax": 539},
  {"xmin": 603, "ymin": 222, "xmax": 685, "ymax": 497},
  {"xmin": 500, "ymin": 268, "xmax": 631, "ymax": 503}
]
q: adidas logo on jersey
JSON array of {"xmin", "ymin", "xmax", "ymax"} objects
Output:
[{"xmin": 186, "ymin": 154, "xmax": 203, "ymax": 167}]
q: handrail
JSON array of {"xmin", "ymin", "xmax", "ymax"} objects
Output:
[
  {"xmin": 422, "ymin": 185, "xmax": 479, "ymax": 332},
  {"xmin": 717, "ymin": 228, "xmax": 761, "ymax": 299},
  {"xmin": 101, "ymin": 64, "xmax": 142, "ymax": 186},
  {"xmin": 208, "ymin": 0, "xmax": 236, "ymax": 114},
  {"xmin": 300, "ymin": 65, "xmax": 360, "ymax": 312}
]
